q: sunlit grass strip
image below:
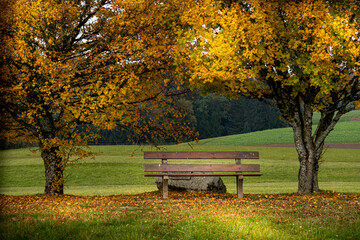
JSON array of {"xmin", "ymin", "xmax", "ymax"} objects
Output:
[{"xmin": 3, "ymin": 182, "xmax": 359, "ymax": 197}]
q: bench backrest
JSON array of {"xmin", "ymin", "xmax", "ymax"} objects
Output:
[
  {"xmin": 144, "ymin": 151, "xmax": 260, "ymax": 173},
  {"xmin": 144, "ymin": 151, "xmax": 259, "ymax": 159}
]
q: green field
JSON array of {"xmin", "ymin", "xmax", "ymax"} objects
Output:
[
  {"xmin": 1, "ymin": 112, "xmax": 360, "ymax": 196},
  {"xmin": 0, "ymin": 119, "xmax": 359, "ymax": 196},
  {"xmin": 1, "ymin": 112, "xmax": 359, "ymax": 240},
  {"xmin": 1, "ymin": 146, "xmax": 359, "ymax": 240},
  {"xmin": 312, "ymin": 110, "xmax": 360, "ymax": 124},
  {"xmin": 202, "ymin": 110, "xmax": 360, "ymax": 145},
  {"xmin": 1, "ymin": 110, "xmax": 359, "ymax": 196},
  {"xmin": 197, "ymin": 118, "xmax": 360, "ymax": 145}
]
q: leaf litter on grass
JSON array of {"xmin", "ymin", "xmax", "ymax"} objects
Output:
[
  {"xmin": 1, "ymin": 191, "xmax": 359, "ymax": 239},
  {"xmin": 1, "ymin": 191, "xmax": 359, "ymax": 219}
]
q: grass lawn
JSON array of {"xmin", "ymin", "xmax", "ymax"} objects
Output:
[
  {"xmin": 1, "ymin": 191, "xmax": 359, "ymax": 240},
  {"xmin": 312, "ymin": 110, "xmax": 360, "ymax": 124},
  {"xmin": 0, "ymin": 115, "xmax": 359, "ymax": 239},
  {"xmin": 197, "ymin": 121, "xmax": 360, "ymax": 145},
  {"xmin": 1, "ymin": 144, "xmax": 360, "ymax": 195}
]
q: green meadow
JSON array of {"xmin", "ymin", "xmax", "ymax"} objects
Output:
[
  {"xmin": 0, "ymin": 143, "xmax": 359, "ymax": 196},
  {"xmin": 1, "ymin": 117, "xmax": 359, "ymax": 196},
  {"xmin": 0, "ymin": 112, "xmax": 359, "ymax": 240},
  {"xmin": 197, "ymin": 114, "xmax": 360, "ymax": 145},
  {"xmin": 2, "ymin": 82, "xmax": 358, "ymax": 198}
]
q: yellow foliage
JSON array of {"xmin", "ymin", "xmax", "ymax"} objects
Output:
[{"xmin": 180, "ymin": 0, "xmax": 360, "ymax": 112}]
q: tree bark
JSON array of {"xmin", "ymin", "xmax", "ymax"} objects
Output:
[
  {"xmin": 290, "ymin": 103, "xmax": 323, "ymax": 194},
  {"xmin": 296, "ymin": 146, "xmax": 321, "ymax": 194},
  {"xmin": 39, "ymin": 114, "xmax": 65, "ymax": 195},
  {"xmin": 41, "ymin": 146, "xmax": 64, "ymax": 194}
]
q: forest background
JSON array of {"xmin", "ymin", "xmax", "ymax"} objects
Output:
[{"xmin": 1, "ymin": 92, "xmax": 287, "ymax": 148}]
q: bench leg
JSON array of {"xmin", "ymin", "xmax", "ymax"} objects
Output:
[
  {"xmin": 237, "ymin": 175, "xmax": 244, "ymax": 199},
  {"xmin": 163, "ymin": 176, "xmax": 169, "ymax": 199}
]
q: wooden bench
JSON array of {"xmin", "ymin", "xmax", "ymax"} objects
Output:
[{"xmin": 144, "ymin": 151, "xmax": 262, "ymax": 199}]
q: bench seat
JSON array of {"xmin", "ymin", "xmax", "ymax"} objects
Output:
[{"xmin": 144, "ymin": 173, "xmax": 263, "ymax": 177}]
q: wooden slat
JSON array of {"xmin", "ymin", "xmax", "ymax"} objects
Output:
[
  {"xmin": 144, "ymin": 164, "xmax": 260, "ymax": 172},
  {"xmin": 144, "ymin": 173, "xmax": 263, "ymax": 177},
  {"xmin": 144, "ymin": 151, "xmax": 259, "ymax": 159}
]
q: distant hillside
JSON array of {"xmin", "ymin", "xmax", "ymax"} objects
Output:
[
  {"xmin": 312, "ymin": 110, "xmax": 360, "ymax": 125},
  {"xmin": 195, "ymin": 111, "xmax": 360, "ymax": 145}
]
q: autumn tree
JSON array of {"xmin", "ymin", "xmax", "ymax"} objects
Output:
[
  {"xmin": 1, "ymin": 0, "xmax": 195, "ymax": 194},
  {"xmin": 180, "ymin": 0, "xmax": 360, "ymax": 193},
  {"xmin": 0, "ymin": 0, "xmax": 16, "ymax": 131}
]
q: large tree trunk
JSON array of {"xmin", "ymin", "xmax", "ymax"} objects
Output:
[
  {"xmin": 39, "ymin": 114, "xmax": 65, "ymax": 195},
  {"xmin": 296, "ymin": 144, "xmax": 322, "ymax": 194},
  {"xmin": 41, "ymin": 146, "xmax": 65, "ymax": 194},
  {"xmin": 290, "ymin": 105, "xmax": 324, "ymax": 194},
  {"xmin": 288, "ymin": 100, "xmax": 345, "ymax": 194}
]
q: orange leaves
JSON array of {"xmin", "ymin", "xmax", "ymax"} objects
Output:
[
  {"xmin": 2, "ymin": 0, "xmax": 198, "ymax": 158},
  {"xmin": 355, "ymin": 100, "xmax": 360, "ymax": 109},
  {"xmin": 1, "ymin": 191, "xmax": 359, "ymax": 224},
  {"xmin": 0, "ymin": 191, "xmax": 358, "ymax": 239}
]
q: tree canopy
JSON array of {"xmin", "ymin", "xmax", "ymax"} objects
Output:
[
  {"xmin": 0, "ymin": 0, "xmax": 195, "ymax": 194},
  {"xmin": 180, "ymin": 0, "xmax": 360, "ymax": 193}
]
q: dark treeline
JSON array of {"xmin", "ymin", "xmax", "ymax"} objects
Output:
[
  {"xmin": 95, "ymin": 91, "xmax": 287, "ymax": 145},
  {"xmin": 0, "ymin": 92, "xmax": 287, "ymax": 148},
  {"xmin": 190, "ymin": 93, "xmax": 287, "ymax": 139}
]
